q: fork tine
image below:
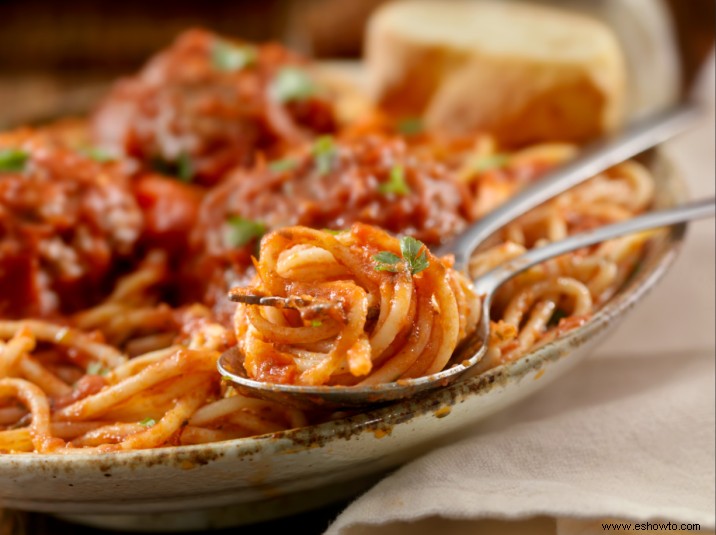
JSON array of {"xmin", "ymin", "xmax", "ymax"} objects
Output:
[
  {"xmin": 228, "ymin": 289, "xmax": 328, "ymax": 311},
  {"xmin": 227, "ymin": 288, "xmax": 380, "ymax": 320},
  {"xmin": 228, "ymin": 293, "xmax": 307, "ymax": 307}
]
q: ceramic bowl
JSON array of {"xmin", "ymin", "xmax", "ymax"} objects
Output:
[{"xmin": 0, "ymin": 149, "xmax": 686, "ymax": 532}]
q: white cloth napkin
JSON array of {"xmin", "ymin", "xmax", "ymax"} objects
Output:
[{"xmin": 325, "ymin": 38, "xmax": 716, "ymax": 535}]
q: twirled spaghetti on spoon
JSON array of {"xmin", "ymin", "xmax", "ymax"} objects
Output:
[{"xmin": 232, "ymin": 224, "xmax": 479, "ymax": 386}]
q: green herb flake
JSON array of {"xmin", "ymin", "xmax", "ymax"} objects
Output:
[
  {"xmin": 547, "ymin": 308, "xmax": 569, "ymax": 328},
  {"xmin": 310, "ymin": 320, "xmax": 323, "ymax": 328},
  {"xmin": 373, "ymin": 251, "xmax": 402, "ymax": 273},
  {"xmin": 225, "ymin": 216, "xmax": 267, "ymax": 248},
  {"xmin": 472, "ymin": 153, "xmax": 509, "ymax": 174},
  {"xmin": 139, "ymin": 417, "xmax": 156, "ymax": 427},
  {"xmin": 378, "ymin": 165, "xmax": 410, "ymax": 196},
  {"xmin": 396, "ymin": 117, "xmax": 423, "ymax": 136},
  {"xmin": 400, "ymin": 236, "xmax": 429, "ymax": 275},
  {"xmin": 81, "ymin": 146, "xmax": 115, "ymax": 163},
  {"xmin": 312, "ymin": 135, "xmax": 337, "ymax": 176},
  {"xmin": 176, "ymin": 152, "xmax": 194, "ymax": 183},
  {"xmin": 211, "ymin": 40, "xmax": 257, "ymax": 72},
  {"xmin": 150, "ymin": 153, "xmax": 194, "ymax": 182},
  {"xmin": 86, "ymin": 362, "xmax": 108, "ymax": 376},
  {"xmin": 0, "ymin": 148, "xmax": 29, "ymax": 173},
  {"xmin": 268, "ymin": 158, "xmax": 298, "ymax": 173},
  {"xmin": 373, "ymin": 237, "xmax": 430, "ymax": 275},
  {"xmin": 270, "ymin": 67, "xmax": 316, "ymax": 103},
  {"xmin": 323, "ymin": 228, "xmax": 347, "ymax": 235}
]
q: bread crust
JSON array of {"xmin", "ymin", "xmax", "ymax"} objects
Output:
[{"xmin": 366, "ymin": 0, "xmax": 627, "ymax": 145}]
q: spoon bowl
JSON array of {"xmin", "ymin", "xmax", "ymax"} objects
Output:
[
  {"xmin": 218, "ymin": 198, "xmax": 715, "ymax": 410},
  {"xmin": 218, "ymin": 333, "xmax": 487, "ymax": 411}
]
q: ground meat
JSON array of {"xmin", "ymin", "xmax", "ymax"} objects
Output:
[
  {"xmin": 188, "ymin": 134, "xmax": 474, "ymax": 318},
  {"xmin": 91, "ymin": 28, "xmax": 336, "ymax": 186},
  {"xmin": 0, "ymin": 129, "xmax": 143, "ymax": 317},
  {"xmin": 199, "ymin": 134, "xmax": 472, "ymax": 249},
  {"xmin": 131, "ymin": 173, "xmax": 203, "ymax": 256}
]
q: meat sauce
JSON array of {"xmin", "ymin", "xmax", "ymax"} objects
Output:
[
  {"xmin": 0, "ymin": 130, "xmax": 143, "ymax": 317},
  {"xmin": 91, "ymin": 29, "xmax": 336, "ymax": 186},
  {"xmin": 196, "ymin": 134, "xmax": 473, "ymax": 251},
  {"xmin": 0, "ymin": 29, "xmax": 558, "ymax": 327},
  {"xmin": 189, "ymin": 134, "xmax": 475, "ymax": 316}
]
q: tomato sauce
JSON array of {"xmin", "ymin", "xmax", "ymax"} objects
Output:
[
  {"xmin": 0, "ymin": 130, "xmax": 143, "ymax": 317},
  {"xmin": 91, "ymin": 29, "xmax": 337, "ymax": 186}
]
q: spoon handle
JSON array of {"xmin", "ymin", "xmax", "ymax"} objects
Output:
[
  {"xmin": 446, "ymin": 102, "xmax": 702, "ymax": 271},
  {"xmin": 473, "ymin": 198, "xmax": 715, "ymax": 295}
]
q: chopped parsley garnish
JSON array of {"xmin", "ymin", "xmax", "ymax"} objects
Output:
[
  {"xmin": 139, "ymin": 417, "xmax": 156, "ymax": 427},
  {"xmin": 378, "ymin": 165, "xmax": 410, "ymax": 196},
  {"xmin": 373, "ymin": 251, "xmax": 402, "ymax": 273},
  {"xmin": 81, "ymin": 146, "xmax": 115, "ymax": 163},
  {"xmin": 373, "ymin": 236, "xmax": 429, "ymax": 275},
  {"xmin": 310, "ymin": 320, "xmax": 323, "ymax": 327},
  {"xmin": 225, "ymin": 216, "xmax": 267, "ymax": 248},
  {"xmin": 396, "ymin": 117, "xmax": 423, "ymax": 136},
  {"xmin": 211, "ymin": 40, "xmax": 257, "ymax": 72},
  {"xmin": 312, "ymin": 135, "xmax": 337, "ymax": 176},
  {"xmin": 150, "ymin": 153, "xmax": 194, "ymax": 182},
  {"xmin": 176, "ymin": 152, "xmax": 194, "ymax": 183},
  {"xmin": 547, "ymin": 308, "xmax": 569, "ymax": 328},
  {"xmin": 472, "ymin": 153, "xmax": 509, "ymax": 173},
  {"xmin": 270, "ymin": 67, "xmax": 316, "ymax": 103},
  {"xmin": 0, "ymin": 149, "xmax": 29, "ymax": 172},
  {"xmin": 268, "ymin": 158, "xmax": 298, "ymax": 172},
  {"xmin": 322, "ymin": 228, "xmax": 347, "ymax": 235},
  {"xmin": 400, "ymin": 236, "xmax": 429, "ymax": 274},
  {"xmin": 86, "ymin": 362, "xmax": 109, "ymax": 376}
]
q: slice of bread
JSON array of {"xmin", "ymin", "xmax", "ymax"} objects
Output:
[{"xmin": 365, "ymin": 0, "xmax": 627, "ymax": 145}]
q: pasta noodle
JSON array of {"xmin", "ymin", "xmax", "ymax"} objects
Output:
[
  {"xmin": 0, "ymin": 29, "xmax": 656, "ymax": 453},
  {"xmin": 233, "ymin": 224, "xmax": 479, "ymax": 386},
  {"xmin": 0, "ymin": 145, "xmax": 654, "ymax": 452},
  {"xmin": 466, "ymin": 155, "xmax": 654, "ymax": 371},
  {"xmin": 0, "ymin": 274, "xmax": 305, "ymax": 453}
]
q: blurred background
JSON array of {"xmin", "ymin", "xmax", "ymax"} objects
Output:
[{"xmin": 0, "ymin": 0, "xmax": 713, "ymax": 128}]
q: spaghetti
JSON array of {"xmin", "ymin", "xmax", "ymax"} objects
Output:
[
  {"xmin": 233, "ymin": 224, "xmax": 479, "ymax": 386},
  {"xmin": 0, "ymin": 29, "xmax": 656, "ymax": 453}
]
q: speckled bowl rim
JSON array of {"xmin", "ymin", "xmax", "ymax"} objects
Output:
[{"xmin": 1, "ymin": 150, "xmax": 687, "ymax": 470}]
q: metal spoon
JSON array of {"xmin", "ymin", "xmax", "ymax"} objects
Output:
[
  {"xmin": 227, "ymin": 103, "xmax": 700, "ymax": 318},
  {"xmin": 218, "ymin": 102, "xmax": 702, "ymax": 409},
  {"xmin": 441, "ymin": 101, "xmax": 702, "ymax": 272},
  {"xmin": 219, "ymin": 197, "xmax": 715, "ymax": 409}
]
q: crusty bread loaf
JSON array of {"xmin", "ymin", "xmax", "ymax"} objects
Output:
[{"xmin": 365, "ymin": 0, "xmax": 627, "ymax": 145}]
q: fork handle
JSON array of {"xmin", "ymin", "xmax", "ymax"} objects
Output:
[
  {"xmin": 443, "ymin": 102, "xmax": 703, "ymax": 272},
  {"xmin": 472, "ymin": 198, "xmax": 715, "ymax": 296}
]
